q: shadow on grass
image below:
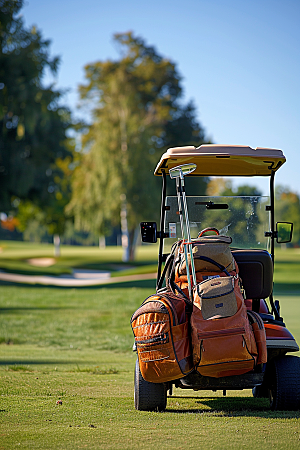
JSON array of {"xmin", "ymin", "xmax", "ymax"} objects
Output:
[
  {"xmin": 0, "ymin": 359, "xmax": 92, "ymax": 366},
  {"xmin": 274, "ymin": 260, "xmax": 300, "ymax": 265},
  {"xmin": 166, "ymin": 396, "xmax": 300, "ymax": 418},
  {"xmin": 273, "ymin": 283, "xmax": 300, "ymax": 295},
  {"xmin": 0, "ymin": 260, "xmax": 157, "ymax": 277},
  {"xmin": 0, "ymin": 279, "xmax": 157, "ymax": 289},
  {"xmin": 0, "ymin": 306, "xmax": 75, "ymax": 314},
  {"xmin": 2, "ymin": 279, "xmax": 300, "ymax": 294},
  {"xmin": 73, "ymin": 261, "xmax": 156, "ymax": 270}
]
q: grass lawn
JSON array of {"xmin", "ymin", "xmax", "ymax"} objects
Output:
[
  {"xmin": 0, "ymin": 245, "xmax": 300, "ymax": 448},
  {"xmin": 0, "ymin": 240, "xmax": 159, "ymax": 277}
]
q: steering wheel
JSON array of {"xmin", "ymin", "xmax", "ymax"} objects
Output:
[{"xmin": 198, "ymin": 227, "xmax": 220, "ymax": 237}]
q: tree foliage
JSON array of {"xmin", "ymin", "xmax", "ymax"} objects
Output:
[
  {"xmin": 0, "ymin": 0, "xmax": 73, "ymax": 217},
  {"xmin": 275, "ymin": 186, "xmax": 300, "ymax": 245},
  {"xmin": 205, "ymin": 180, "xmax": 300, "ymax": 248},
  {"xmin": 67, "ymin": 32, "xmax": 208, "ymax": 258},
  {"xmin": 201, "ymin": 179, "xmax": 264, "ymax": 248}
]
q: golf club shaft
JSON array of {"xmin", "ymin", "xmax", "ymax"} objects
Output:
[
  {"xmin": 176, "ymin": 177, "xmax": 193, "ymax": 300},
  {"xmin": 180, "ymin": 173, "xmax": 197, "ymax": 287}
]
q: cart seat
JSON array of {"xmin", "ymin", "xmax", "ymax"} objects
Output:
[
  {"xmin": 231, "ymin": 249, "xmax": 273, "ymax": 300},
  {"xmin": 244, "ymin": 298, "xmax": 269, "ymax": 314}
]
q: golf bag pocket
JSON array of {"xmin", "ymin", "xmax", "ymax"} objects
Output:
[
  {"xmin": 197, "ymin": 276, "xmax": 237, "ymax": 320},
  {"xmin": 191, "ymin": 276, "xmax": 256, "ymax": 378},
  {"xmin": 131, "ymin": 291, "xmax": 194, "ymax": 383}
]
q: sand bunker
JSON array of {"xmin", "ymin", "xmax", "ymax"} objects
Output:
[{"xmin": 26, "ymin": 258, "xmax": 56, "ymax": 267}]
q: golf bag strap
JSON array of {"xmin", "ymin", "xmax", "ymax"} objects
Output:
[
  {"xmin": 156, "ymin": 252, "xmax": 174, "ymax": 291},
  {"xmin": 190, "ymin": 255, "xmax": 231, "ymax": 276},
  {"xmin": 169, "ymin": 279, "xmax": 191, "ymax": 304}
]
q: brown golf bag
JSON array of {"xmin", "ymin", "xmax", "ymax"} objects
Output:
[
  {"xmin": 131, "ymin": 288, "xmax": 194, "ymax": 383},
  {"xmin": 187, "ymin": 254, "xmax": 266, "ymax": 378}
]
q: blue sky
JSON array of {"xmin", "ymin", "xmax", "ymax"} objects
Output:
[{"xmin": 22, "ymin": 0, "xmax": 300, "ymax": 195}]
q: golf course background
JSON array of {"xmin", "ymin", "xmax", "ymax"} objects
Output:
[{"xmin": 1, "ymin": 241, "xmax": 300, "ymax": 449}]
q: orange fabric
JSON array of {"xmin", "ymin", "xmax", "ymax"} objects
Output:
[
  {"xmin": 131, "ymin": 292, "xmax": 194, "ymax": 383},
  {"xmin": 191, "ymin": 277, "xmax": 256, "ymax": 378}
]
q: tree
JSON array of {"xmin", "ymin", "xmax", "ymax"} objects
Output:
[
  {"xmin": 275, "ymin": 186, "xmax": 300, "ymax": 245},
  {"xmin": 16, "ymin": 150, "xmax": 74, "ymax": 254},
  {"xmin": 202, "ymin": 179, "xmax": 264, "ymax": 248},
  {"xmin": 0, "ymin": 0, "xmax": 73, "ymax": 217},
  {"xmin": 67, "ymin": 32, "xmax": 208, "ymax": 260}
]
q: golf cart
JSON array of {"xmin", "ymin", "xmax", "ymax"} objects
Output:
[{"xmin": 134, "ymin": 144, "xmax": 300, "ymax": 411}]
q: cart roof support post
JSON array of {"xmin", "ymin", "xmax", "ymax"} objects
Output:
[
  {"xmin": 270, "ymin": 170, "xmax": 275, "ymax": 266},
  {"xmin": 157, "ymin": 170, "xmax": 167, "ymax": 288},
  {"xmin": 269, "ymin": 170, "xmax": 281, "ymax": 320}
]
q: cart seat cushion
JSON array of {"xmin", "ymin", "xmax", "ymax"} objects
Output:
[{"xmin": 231, "ymin": 250, "xmax": 273, "ymax": 299}]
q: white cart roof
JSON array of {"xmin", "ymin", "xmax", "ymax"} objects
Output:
[{"xmin": 154, "ymin": 145, "xmax": 286, "ymax": 176}]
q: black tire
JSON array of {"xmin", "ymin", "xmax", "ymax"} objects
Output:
[
  {"xmin": 268, "ymin": 355, "xmax": 300, "ymax": 410},
  {"xmin": 134, "ymin": 359, "xmax": 167, "ymax": 411}
]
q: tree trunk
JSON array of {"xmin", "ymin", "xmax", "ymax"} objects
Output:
[
  {"xmin": 99, "ymin": 236, "xmax": 106, "ymax": 248},
  {"xmin": 120, "ymin": 194, "xmax": 130, "ymax": 262},
  {"xmin": 128, "ymin": 227, "xmax": 139, "ymax": 261},
  {"xmin": 53, "ymin": 234, "xmax": 61, "ymax": 257},
  {"xmin": 119, "ymin": 108, "xmax": 130, "ymax": 262}
]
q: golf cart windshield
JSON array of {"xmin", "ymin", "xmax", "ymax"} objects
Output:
[{"xmin": 164, "ymin": 195, "xmax": 270, "ymax": 251}]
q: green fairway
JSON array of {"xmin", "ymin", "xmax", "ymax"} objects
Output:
[
  {"xmin": 0, "ymin": 240, "xmax": 158, "ymax": 277},
  {"xmin": 274, "ymin": 248, "xmax": 300, "ymax": 296},
  {"xmin": 1, "ymin": 246, "xmax": 300, "ymax": 448}
]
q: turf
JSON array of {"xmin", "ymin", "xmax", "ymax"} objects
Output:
[
  {"xmin": 274, "ymin": 248, "xmax": 300, "ymax": 296},
  {"xmin": 1, "ymin": 247, "xmax": 300, "ymax": 448},
  {"xmin": 1, "ymin": 366, "xmax": 299, "ymax": 450},
  {"xmin": 0, "ymin": 240, "xmax": 158, "ymax": 276}
]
